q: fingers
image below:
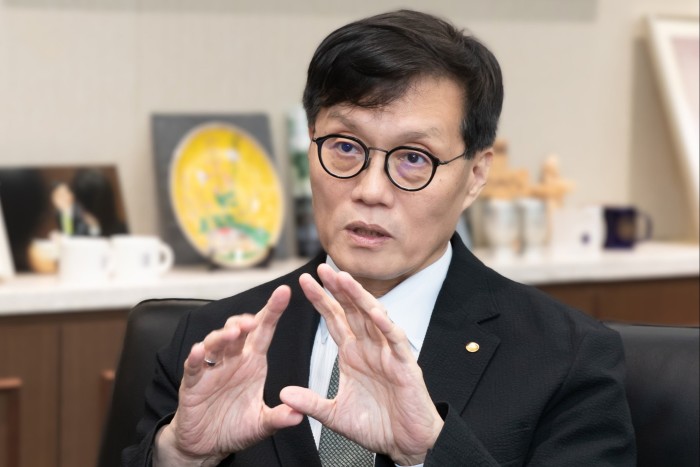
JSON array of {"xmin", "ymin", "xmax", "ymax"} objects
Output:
[
  {"xmin": 327, "ymin": 269, "xmax": 387, "ymax": 343},
  {"xmin": 182, "ymin": 286, "xmax": 291, "ymax": 388},
  {"xmin": 181, "ymin": 318, "xmax": 250, "ymax": 389},
  {"xmin": 217, "ymin": 315, "xmax": 256, "ymax": 361},
  {"xmin": 247, "ymin": 285, "xmax": 292, "ymax": 354},
  {"xmin": 301, "ymin": 264, "xmax": 384, "ymax": 346},
  {"xmin": 182, "ymin": 342, "xmax": 208, "ymax": 389},
  {"xmin": 279, "ymin": 386, "xmax": 334, "ymax": 426},
  {"xmin": 202, "ymin": 285, "xmax": 291, "ymax": 364},
  {"xmin": 299, "ymin": 272, "xmax": 349, "ymax": 347},
  {"xmin": 316, "ymin": 264, "xmax": 414, "ymax": 362},
  {"xmin": 322, "ymin": 265, "xmax": 375, "ymax": 313},
  {"xmin": 366, "ymin": 305, "xmax": 414, "ymax": 362}
]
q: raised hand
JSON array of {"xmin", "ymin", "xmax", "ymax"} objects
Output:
[
  {"xmin": 155, "ymin": 285, "xmax": 304, "ymax": 466},
  {"xmin": 280, "ymin": 264, "xmax": 444, "ymax": 466}
]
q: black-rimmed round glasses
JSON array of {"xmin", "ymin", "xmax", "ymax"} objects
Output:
[{"xmin": 312, "ymin": 134, "xmax": 466, "ymax": 192}]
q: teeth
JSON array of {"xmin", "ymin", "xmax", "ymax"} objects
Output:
[{"xmin": 355, "ymin": 228, "xmax": 383, "ymax": 237}]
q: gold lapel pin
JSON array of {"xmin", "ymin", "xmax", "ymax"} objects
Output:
[{"xmin": 465, "ymin": 342, "xmax": 480, "ymax": 353}]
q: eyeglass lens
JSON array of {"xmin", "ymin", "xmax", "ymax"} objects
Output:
[{"xmin": 319, "ymin": 136, "xmax": 435, "ymax": 190}]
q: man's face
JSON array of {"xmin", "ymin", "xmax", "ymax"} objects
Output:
[
  {"xmin": 308, "ymin": 76, "xmax": 491, "ymax": 297},
  {"xmin": 52, "ymin": 184, "xmax": 74, "ymax": 211}
]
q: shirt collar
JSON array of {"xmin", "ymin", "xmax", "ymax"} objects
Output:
[{"xmin": 320, "ymin": 243, "xmax": 453, "ymax": 355}]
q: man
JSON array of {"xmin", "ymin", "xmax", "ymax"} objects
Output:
[
  {"xmin": 124, "ymin": 10, "xmax": 635, "ymax": 466},
  {"xmin": 51, "ymin": 182, "xmax": 100, "ymax": 237}
]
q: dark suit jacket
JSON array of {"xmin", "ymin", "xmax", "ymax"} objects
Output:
[{"xmin": 123, "ymin": 236, "xmax": 636, "ymax": 466}]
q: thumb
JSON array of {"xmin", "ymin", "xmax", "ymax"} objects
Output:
[
  {"xmin": 263, "ymin": 403, "xmax": 304, "ymax": 431},
  {"xmin": 279, "ymin": 386, "xmax": 334, "ymax": 424}
]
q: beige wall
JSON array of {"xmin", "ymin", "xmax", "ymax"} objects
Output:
[{"xmin": 1, "ymin": 0, "xmax": 698, "ymax": 251}]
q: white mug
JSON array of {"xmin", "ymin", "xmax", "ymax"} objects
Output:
[
  {"xmin": 483, "ymin": 198, "xmax": 519, "ymax": 261},
  {"xmin": 59, "ymin": 236, "xmax": 112, "ymax": 283},
  {"xmin": 549, "ymin": 205, "xmax": 604, "ymax": 258},
  {"xmin": 517, "ymin": 198, "xmax": 548, "ymax": 259},
  {"xmin": 110, "ymin": 235, "xmax": 174, "ymax": 281}
]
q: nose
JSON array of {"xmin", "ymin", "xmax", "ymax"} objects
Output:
[{"xmin": 350, "ymin": 151, "xmax": 394, "ymax": 206}]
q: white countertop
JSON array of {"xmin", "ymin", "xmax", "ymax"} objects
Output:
[
  {"xmin": 0, "ymin": 242, "xmax": 697, "ymax": 316},
  {"xmin": 475, "ymin": 241, "xmax": 699, "ymax": 285},
  {"xmin": 0, "ymin": 259, "xmax": 306, "ymax": 316}
]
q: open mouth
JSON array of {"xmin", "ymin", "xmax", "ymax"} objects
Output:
[
  {"xmin": 352, "ymin": 227, "xmax": 387, "ymax": 237},
  {"xmin": 346, "ymin": 222, "xmax": 391, "ymax": 240}
]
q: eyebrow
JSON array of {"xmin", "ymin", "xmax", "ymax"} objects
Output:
[{"xmin": 325, "ymin": 109, "xmax": 443, "ymax": 141}]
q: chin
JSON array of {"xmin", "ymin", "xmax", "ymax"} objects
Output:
[{"xmin": 334, "ymin": 253, "xmax": 396, "ymax": 279}]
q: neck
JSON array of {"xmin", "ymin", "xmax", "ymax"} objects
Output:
[{"xmin": 355, "ymin": 275, "xmax": 405, "ymax": 298}]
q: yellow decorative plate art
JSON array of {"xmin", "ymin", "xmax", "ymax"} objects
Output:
[{"xmin": 169, "ymin": 123, "xmax": 284, "ymax": 268}]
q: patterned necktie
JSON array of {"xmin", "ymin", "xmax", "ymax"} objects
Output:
[{"xmin": 318, "ymin": 356, "xmax": 374, "ymax": 467}]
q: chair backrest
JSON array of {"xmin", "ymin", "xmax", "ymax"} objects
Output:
[
  {"xmin": 606, "ymin": 323, "xmax": 699, "ymax": 467},
  {"xmin": 96, "ymin": 300, "xmax": 700, "ymax": 467},
  {"xmin": 96, "ymin": 298, "xmax": 211, "ymax": 467}
]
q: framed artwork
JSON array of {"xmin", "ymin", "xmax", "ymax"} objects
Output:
[
  {"xmin": 0, "ymin": 194, "xmax": 15, "ymax": 280},
  {"xmin": 0, "ymin": 165, "xmax": 128, "ymax": 273},
  {"xmin": 152, "ymin": 114, "xmax": 286, "ymax": 268},
  {"xmin": 646, "ymin": 15, "xmax": 699, "ymax": 234}
]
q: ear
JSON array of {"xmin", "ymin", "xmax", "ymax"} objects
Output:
[
  {"xmin": 308, "ymin": 126, "xmax": 315, "ymax": 141},
  {"xmin": 461, "ymin": 147, "xmax": 493, "ymax": 211}
]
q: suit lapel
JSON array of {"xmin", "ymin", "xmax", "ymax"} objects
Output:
[
  {"xmin": 418, "ymin": 236, "xmax": 501, "ymax": 415},
  {"xmin": 265, "ymin": 256, "xmax": 324, "ymax": 467}
]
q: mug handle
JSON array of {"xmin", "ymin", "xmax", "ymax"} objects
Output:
[
  {"xmin": 103, "ymin": 243, "xmax": 115, "ymax": 278},
  {"xmin": 156, "ymin": 242, "xmax": 174, "ymax": 275},
  {"xmin": 637, "ymin": 211, "xmax": 653, "ymax": 241}
]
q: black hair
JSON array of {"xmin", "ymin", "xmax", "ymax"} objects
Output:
[
  {"xmin": 71, "ymin": 169, "xmax": 127, "ymax": 236},
  {"xmin": 302, "ymin": 9, "xmax": 503, "ymax": 159}
]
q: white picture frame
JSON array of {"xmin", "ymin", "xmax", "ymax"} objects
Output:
[
  {"xmin": 646, "ymin": 15, "xmax": 700, "ymax": 236},
  {"xmin": 0, "ymin": 194, "xmax": 16, "ymax": 280}
]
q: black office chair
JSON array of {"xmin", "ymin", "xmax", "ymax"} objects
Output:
[
  {"xmin": 97, "ymin": 300, "xmax": 700, "ymax": 467},
  {"xmin": 97, "ymin": 298, "xmax": 211, "ymax": 467},
  {"xmin": 606, "ymin": 323, "xmax": 700, "ymax": 467}
]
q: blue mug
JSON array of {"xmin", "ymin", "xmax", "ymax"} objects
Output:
[{"xmin": 603, "ymin": 206, "xmax": 653, "ymax": 249}]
